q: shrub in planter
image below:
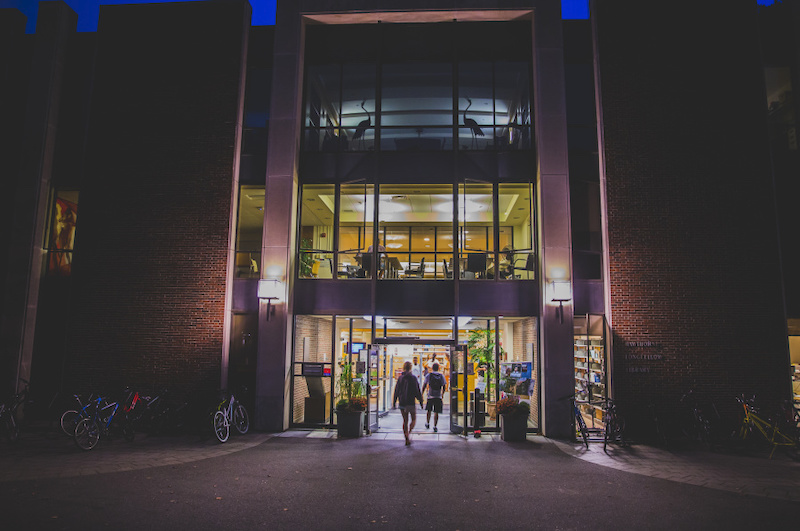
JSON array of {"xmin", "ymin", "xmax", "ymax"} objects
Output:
[{"xmin": 497, "ymin": 397, "xmax": 530, "ymax": 442}]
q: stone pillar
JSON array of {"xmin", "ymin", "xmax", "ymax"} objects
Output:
[
  {"xmin": 532, "ymin": 0, "xmax": 574, "ymax": 439},
  {"xmin": 256, "ymin": 1, "xmax": 305, "ymax": 431}
]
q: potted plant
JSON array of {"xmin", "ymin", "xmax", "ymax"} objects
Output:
[
  {"xmin": 496, "ymin": 396, "xmax": 530, "ymax": 442},
  {"xmin": 335, "ymin": 362, "xmax": 366, "ymax": 438},
  {"xmin": 467, "ymin": 329, "xmax": 504, "ymax": 418},
  {"xmin": 299, "ymin": 238, "xmax": 314, "ymax": 278}
]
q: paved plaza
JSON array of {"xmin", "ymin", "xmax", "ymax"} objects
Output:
[{"xmin": 0, "ymin": 423, "xmax": 797, "ymax": 529}]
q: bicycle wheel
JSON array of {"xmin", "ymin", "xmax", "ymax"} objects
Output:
[
  {"xmin": 574, "ymin": 408, "xmax": 589, "ymax": 448},
  {"xmin": 233, "ymin": 404, "xmax": 250, "ymax": 435},
  {"xmin": 60, "ymin": 410, "xmax": 80, "ymax": 436},
  {"xmin": 74, "ymin": 418, "xmax": 100, "ymax": 450},
  {"xmin": 213, "ymin": 411, "xmax": 229, "ymax": 443}
]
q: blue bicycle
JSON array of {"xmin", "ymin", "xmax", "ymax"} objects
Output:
[{"xmin": 74, "ymin": 391, "xmax": 136, "ymax": 450}]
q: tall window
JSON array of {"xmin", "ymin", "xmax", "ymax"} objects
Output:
[
  {"xmin": 303, "ymin": 60, "xmax": 531, "ymax": 152},
  {"xmin": 304, "ymin": 64, "xmax": 377, "ymax": 152},
  {"xmin": 377, "ymin": 185, "xmax": 454, "ymax": 279},
  {"xmin": 234, "ymin": 185, "xmax": 264, "ymax": 278},
  {"xmin": 380, "ymin": 63, "xmax": 453, "ymax": 151},
  {"xmin": 458, "ymin": 62, "xmax": 532, "ymax": 151},
  {"xmin": 339, "ymin": 183, "xmax": 374, "ymax": 278},
  {"xmin": 299, "ymin": 184, "xmax": 335, "ymax": 279},
  {"xmin": 45, "ymin": 190, "xmax": 79, "ymax": 277},
  {"xmin": 298, "ymin": 182, "xmax": 535, "ymax": 281},
  {"xmin": 498, "ymin": 183, "xmax": 536, "ymax": 280},
  {"xmin": 459, "ymin": 182, "xmax": 494, "ymax": 279}
]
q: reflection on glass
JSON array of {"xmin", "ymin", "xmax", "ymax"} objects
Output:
[
  {"xmin": 304, "ymin": 63, "xmax": 376, "ymax": 152},
  {"xmin": 303, "ymin": 59, "xmax": 531, "ymax": 152}
]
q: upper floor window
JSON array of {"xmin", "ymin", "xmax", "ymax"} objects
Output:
[
  {"xmin": 45, "ymin": 190, "xmax": 78, "ymax": 277},
  {"xmin": 298, "ymin": 182, "xmax": 536, "ymax": 281},
  {"xmin": 302, "ymin": 58, "xmax": 531, "ymax": 153},
  {"xmin": 234, "ymin": 185, "xmax": 264, "ymax": 278}
]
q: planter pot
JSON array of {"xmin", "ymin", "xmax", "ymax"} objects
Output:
[
  {"xmin": 487, "ymin": 402, "xmax": 497, "ymax": 420},
  {"xmin": 336, "ymin": 409, "xmax": 364, "ymax": 438},
  {"xmin": 500, "ymin": 413, "xmax": 528, "ymax": 442}
]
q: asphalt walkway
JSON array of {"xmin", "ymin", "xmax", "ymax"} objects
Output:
[{"xmin": 1, "ymin": 424, "xmax": 798, "ymax": 504}]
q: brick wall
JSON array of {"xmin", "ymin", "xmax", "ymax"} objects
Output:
[
  {"xmin": 61, "ymin": 1, "xmax": 249, "ymax": 398},
  {"xmin": 596, "ymin": 1, "xmax": 789, "ymax": 435}
]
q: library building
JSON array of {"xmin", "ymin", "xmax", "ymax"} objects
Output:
[{"xmin": 1, "ymin": 0, "xmax": 798, "ymax": 441}]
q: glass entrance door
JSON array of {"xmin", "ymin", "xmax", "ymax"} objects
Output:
[
  {"xmin": 449, "ymin": 345, "xmax": 467, "ymax": 434},
  {"xmin": 367, "ymin": 345, "xmax": 380, "ymax": 433}
]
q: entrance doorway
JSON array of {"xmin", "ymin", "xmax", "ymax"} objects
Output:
[
  {"xmin": 371, "ymin": 338, "xmax": 456, "ymax": 434},
  {"xmin": 291, "ymin": 315, "xmax": 539, "ymax": 434}
]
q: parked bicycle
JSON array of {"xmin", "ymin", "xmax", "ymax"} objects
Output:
[
  {"xmin": 74, "ymin": 389, "xmax": 137, "ymax": 450},
  {"xmin": 60, "ymin": 393, "xmax": 98, "ymax": 436},
  {"xmin": 572, "ymin": 398, "xmax": 605, "ymax": 448},
  {"xmin": 128, "ymin": 388, "xmax": 192, "ymax": 435},
  {"xmin": 678, "ymin": 389, "xmax": 713, "ymax": 448},
  {"xmin": 602, "ymin": 398, "xmax": 627, "ymax": 451},
  {"xmin": 212, "ymin": 388, "xmax": 250, "ymax": 443},
  {"xmin": 0, "ymin": 378, "xmax": 30, "ymax": 443},
  {"xmin": 735, "ymin": 395, "xmax": 798, "ymax": 459}
]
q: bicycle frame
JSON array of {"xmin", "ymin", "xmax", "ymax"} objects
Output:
[
  {"xmin": 217, "ymin": 394, "xmax": 236, "ymax": 426},
  {"xmin": 739, "ymin": 401, "xmax": 796, "ymax": 458}
]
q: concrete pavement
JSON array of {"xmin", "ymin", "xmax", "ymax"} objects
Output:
[
  {"xmin": 1, "ymin": 424, "xmax": 798, "ymax": 503},
  {"xmin": 1, "ymin": 425, "xmax": 797, "ymax": 531}
]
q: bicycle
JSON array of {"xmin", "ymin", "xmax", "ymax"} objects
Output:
[
  {"xmin": 212, "ymin": 389, "xmax": 250, "ymax": 443},
  {"xmin": 602, "ymin": 398, "xmax": 627, "ymax": 451},
  {"xmin": 735, "ymin": 395, "xmax": 798, "ymax": 459},
  {"xmin": 0, "ymin": 378, "xmax": 30, "ymax": 443},
  {"xmin": 74, "ymin": 390, "xmax": 137, "ymax": 451},
  {"xmin": 678, "ymin": 389, "xmax": 712, "ymax": 448},
  {"xmin": 60, "ymin": 393, "xmax": 98, "ymax": 436}
]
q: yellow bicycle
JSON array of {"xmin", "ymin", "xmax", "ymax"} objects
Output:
[{"xmin": 736, "ymin": 396, "xmax": 798, "ymax": 459}]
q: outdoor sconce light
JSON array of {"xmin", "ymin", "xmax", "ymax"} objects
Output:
[
  {"xmin": 257, "ymin": 278, "xmax": 283, "ymax": 320},
  {"xmin": 550, "ymin": 280, "xmax": 571, "ymax": 324}
]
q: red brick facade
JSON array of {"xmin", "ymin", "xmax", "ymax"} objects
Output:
[
  {"xmin": 596, "ymin": 1, "xmax": 790, "ymax": 431},
  {"xmin": 59, "ymin": 2, "xmax": 249, "ymax": 397}
]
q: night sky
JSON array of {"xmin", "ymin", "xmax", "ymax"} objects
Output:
[{"xmin": 0, "ymin": 0, "xmax": 631, "ymax": 34}]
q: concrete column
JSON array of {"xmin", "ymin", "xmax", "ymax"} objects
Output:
[
  {"xmin": 532, "ymin": 0, "xmax": 574, "ymax": 439},
  {"xmin": 256, "ymin": 1, "xmax": 305, "ymax": 431},
  {"xmin": 0, "ymin": 2, "xmax": 76, "ymax": 394}
]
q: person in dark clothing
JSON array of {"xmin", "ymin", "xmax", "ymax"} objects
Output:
[
  {"xmin": 393, "ymin": 360, "xmax": 424, "ymax": 445},
  {"xmin": 421, "ymin": 362, "xmax": 447, "ymax": 432}
]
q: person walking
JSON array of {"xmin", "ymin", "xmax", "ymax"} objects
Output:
[
  {"xmin": 393, "ymin": 360, "xmax": 424, "ymax": 445},
  {"xmin": 421, "ymin": 362, "xmax": 447, "ymax": 432}
]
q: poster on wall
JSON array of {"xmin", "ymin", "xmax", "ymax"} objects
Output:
[{"xmin": 500, "ymin": 362, "xmax": 534, "ymax": 398}]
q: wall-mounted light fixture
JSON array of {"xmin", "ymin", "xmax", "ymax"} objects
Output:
[
  {"xmin": 550, "ymin": 279, "xmax": 571, "ymax": 324},
  {"xmin": 257, "ymin": 278, "xmax": 283, "ymax": 320}
]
